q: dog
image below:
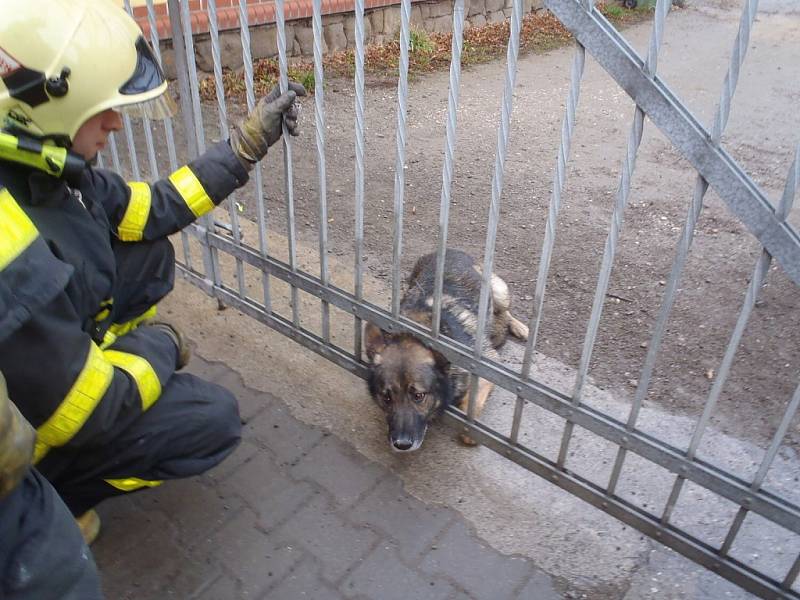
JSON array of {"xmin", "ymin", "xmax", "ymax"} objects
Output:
[{"xmin": 365, "ymin": 249, "xmax": 529, "ymax": 452}]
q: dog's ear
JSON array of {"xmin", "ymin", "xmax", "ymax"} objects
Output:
[
  {"xmin": 431, "ymin": 348, "xmax": 450, "ymax": 372},
  {"xmin": 364, "ymin": 322, "xmax": 388, "ymax": 365}
]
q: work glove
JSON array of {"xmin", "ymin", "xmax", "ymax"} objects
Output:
[
  {"xmin": 149, "ymin": 322, "xmax": 192, "ymax": 370},
  {"xmin": 230, "ymin": 81, "xmax": 307, "ymax": 170},
  {"xmin": 0, "ymin": 371, "xmax": 35, "ymax": 499}
]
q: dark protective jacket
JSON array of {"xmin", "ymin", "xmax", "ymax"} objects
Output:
[{"xmin": 0, "ymin": 140, "xmax": 248, "ymax": 467}]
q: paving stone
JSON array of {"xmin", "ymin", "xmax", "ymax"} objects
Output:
[
  {"xmin": 273, "ymin": 493, "xmax": 379, "ymax": 583},
  {"xmin": 193, "ymin": 508, "xmax": 304, "ymax": 598},
  {"xmin": 342, "ymin": 543, "xmax": 454, "ymax": 600},
  {"xmin": 204, "ymin": 438, "xmax": 261, "ymax": 485},
  {"xmin": 515, "ymin": 570, "xmax": 562, "ymax": 599},
  {"xmin": 131, "ymin": 477, "xmax": 242, "ymax": 550},
  {"xmin": 347, "ymin": 477, "xmax": 453, "ymax": 564},
  {"xmin": 95, "ymin": 497, "xmax": 175, "ymax": 558},
  {"xmin": 183, "ymin": 357, "xmax": 270, "ymax": 422},
  {"xmin": 225, "ymin": 451, "xmax": 315, "ymax": 530},
  {"xmin": 419, "ymin": 521, "xmax": 533, "ymax": 600},
  {"xmin": 247, "ymin": 401, "xmax": 324, "ymax": 467},
  {"xmin": 290, "ymin": 435, "xmax": 386, "ymax": 508},
  {"xmin": 263, "ymin": 559, "xmax": 346, "ymax": 599},
  {"xmin": 190, "ymin": 574, "xmax": 238, "ymax": 600},
  {"xmin": 93, "ymin": 506, "xmax": 199, "ymax": 600}
]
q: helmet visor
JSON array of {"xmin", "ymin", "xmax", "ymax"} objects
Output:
[
  {"xmin": 119, "ymin": 36, "xmax": 166, "ymax": 95},
  {"xmin": 119, "ymin": 90, "xmax": 177, "ymax": 121}
]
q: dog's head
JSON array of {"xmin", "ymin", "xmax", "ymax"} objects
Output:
[{"xmin": 364, "ymin": 322, "xmax": 453, "ymax": 452}]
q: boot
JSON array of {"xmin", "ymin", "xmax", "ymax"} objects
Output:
[
  {"xmin": 75, "ymin": 509, "xmax": 101, "ymax": 546},
  {"xmin": 148, "ymin": 321, "xmax": 191, "ymax": 369}
]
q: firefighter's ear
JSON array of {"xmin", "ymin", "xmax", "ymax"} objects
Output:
[{"xmin": 364, "ymin": 322, "xmax": 389, "ymax": 365}]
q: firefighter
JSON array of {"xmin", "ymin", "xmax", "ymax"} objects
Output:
[
  {"xmin": 1, "ymin": 207, "xmax": 103, "ymax": 598},
  {"xmin": 0, "ymin": 0, "xmax": 306, "ymax": 550}
]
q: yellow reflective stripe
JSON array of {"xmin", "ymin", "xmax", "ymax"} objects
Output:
[
  {"xmin": 34, "ymin": 342, "xmax": 114, "ymax": 463},
  {"xmin": 103, "ymin": 350, "xmax": 161, "ymax": 411},
  {"xmin": 168, "ymin": 166, "xmax": 214, "ymax": 217},
  {"xmin": 0, "ymin": 188, "xmax": 38, "ymax": 270},
  {"xmin": 104, "ymin": 478, "xmax": 163, "ymax": 492},
  {"xmin": 107, "ymin": 305, "xmax": 157, "ymax": 338},
  {"xmin": 118, "ymin": 182, "xmax": 152, "ymax": 241}
]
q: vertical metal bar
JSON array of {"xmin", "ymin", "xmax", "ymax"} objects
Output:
[
  {"xmin": 353, "ymin": 0, "xmax": 367, "ymax": 358},
  {"xmin": 430, "ymin": 0, "xmax": 466, "ymax": 339},
  {"xmin": 146, "ymin": 0, "xmax": 192, "ymax": 271},
  {"xmin": 108, "ymin": 132, "xmax": 122, "ymax": 174},
  {"xmin": 121, "ymin": 115, "xmax": 142, "ymax": 180},
  {"xmin": 275, "ymin": 0, "xmax": 300, "ymax": 327},
  {"xmin": 606, "ymin": 0, "xmax": 760, "ymax": 502},
  {"xmin": 391, "ymin": 0, "xmax": 412, "ymax": 319},
  {"xmin": 510, "ymin": 7, "xmax": 591, "ymax": 443},
  {"xmin": 716, "ymin": 144, "xmax": 800, "ymax": 556},
  {"xmin": 465, "ymin": 0, "xmax": 524, "ymax": 422},
  {"xmin": 557, "ymin": 0, "xmax": 672, "ymax": 469},
  {"xmin": 175, "ymin": 0, "xmax": 222, "ymax": 288},
  {"xmin": 784, "ymin": 553, "xmax": 800, "ymax": 590},
  {"xmin": 312, "ymin": 0, "xmax": 331, "ymax": 342},
  {"xmin": 207, "ymin": 0, "xmax": 247, "ymax": 297},
  {"xmin": 238, "ymin": 0, "xmax": 272, "ymax": 312}
]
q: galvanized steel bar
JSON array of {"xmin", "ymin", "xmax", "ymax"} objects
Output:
[
  {"xmin": 511, "ymin": 35, "xmax": 588, "ymax": 444},
  {"xmin": 207, "ymin": 0, "xmax": 247, "ymax": 297},
  {"xmin": 658, "ymin": 0, "xmax": 766, "ymax": 523},
  {"xmin": 430, "ymin": 0, "xmax": 466, "ymax": 339},
  {"xmin": 391, "ymin": 0, "xmax": 412, "ymax": 319},
  {"xmin": 121, "ymin": 115, "xmax": 141, "ymax": 180},
  {"xmin": 353, "ymin": 0, "xmax": 367, "ymax": 358},
  {"xmin": 544, "ymin": 0, "xmax": 800, "ymax": 287},
  {"xmin": 465, "ymin": 0, "xmax": 523, "ymax": 422},
  {"xmin": 607, "ymin": 0, "xmax": 760, "ymax": 497},
  {"xmin": 716, "ymin": 144, "xmax": 799, "ymax": 555},
  {"xmin": 171, "ymin": 0, "xmax": 219, "ymax": 285},
  {"xmin": 784, "ymin": 553, "xmax": 800, "ymax": 591},
  {"xmin": 312, "ymin": 0, "xmax": 331, "ymax": 342},
  {"xmin": 108, "ymin": 133, "xmax": 122, "ymax": 173},
  {"xmin": 276, "ymin": 0, "xmax": 300, "ymax": 327},
  {"xmin": 557, "ymin": 0, "xmax": 672, "ymax": 468},
  {"xmin": 200, "ymin": 230, "xmax": 800, "ymax": 537},
  {"xmin": 238, "ymin": 0, "xmax": 272, "ymax": 312}
]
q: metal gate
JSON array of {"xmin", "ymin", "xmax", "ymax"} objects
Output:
[{"xmin": 110, "ymin": 0, "xmax": 800, "ymax": 596}]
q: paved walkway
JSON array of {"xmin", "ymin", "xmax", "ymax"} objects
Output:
[{"xmin": 93, "ymin": 355, "xmax": 564, "ymax": 599}]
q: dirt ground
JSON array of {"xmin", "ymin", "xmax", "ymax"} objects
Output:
[{"xmin": 115, "ymin": 0, "xmax": 800, "ymax": 453}]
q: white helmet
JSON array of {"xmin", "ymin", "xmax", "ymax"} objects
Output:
[{"xmin": 0, "ymin": 0, "xmax": 174, "ymax": 146}]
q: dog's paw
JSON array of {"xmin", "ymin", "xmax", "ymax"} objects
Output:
[{"xmin": 459, "ymin": 433, "xmax": 479, "ymax": 447}]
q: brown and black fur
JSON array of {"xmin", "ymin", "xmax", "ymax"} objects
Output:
[{"xmin": 365, "ymin": 249, "xmax": 528, "ymax": 452}]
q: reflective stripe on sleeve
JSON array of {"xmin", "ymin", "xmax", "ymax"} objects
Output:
[
  {"xmin": 168, "ymin": 166, "xmax": 214, "ymax": 217},
  {"xmin": 104, "ymin": 477, "xmax": 163, "ymax": 492},
  {"xmin": 34, "ymin": 342, "xmax": 114, "ymax": 463},
  {"xmin": 0, "ymin": 188, "xmax": 38, "ymax": 270},
  {"xmin": 118, "ymin": 182, "xmax": 152, "ymax": 241},
  {"xmin": 103, "ymin": 350, "xmax": 161, "ymax": 411}
]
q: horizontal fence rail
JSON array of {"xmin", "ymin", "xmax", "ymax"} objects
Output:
[{"xmin": 104, "ymin": 0, "xmax": 800, "ymax": 596}]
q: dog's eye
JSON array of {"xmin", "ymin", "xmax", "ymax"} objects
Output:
[{"xmin": 413, "ymin": 391, "xmax": 426, "ymax": 403}]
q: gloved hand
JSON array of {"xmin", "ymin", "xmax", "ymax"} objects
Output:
[
  {"xmin": 148, "ymin": 322, "xmax": 191, "ymax": 370},
  {"xmin": 0, "ymin": 371, "xmax": 35, "ymax": 499},
  {"xmin": 230, "ymin": 81, "xmax": 307, "ymax": 170}
]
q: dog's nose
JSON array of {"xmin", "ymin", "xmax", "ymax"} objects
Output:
[{"xmin": 392, "ymin": 439, "xmax": 413, "ymax": 451}]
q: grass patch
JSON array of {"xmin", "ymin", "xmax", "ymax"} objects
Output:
[{"xmin": 199, "ymin": 2, "xmax": 650, "ymax": 102}]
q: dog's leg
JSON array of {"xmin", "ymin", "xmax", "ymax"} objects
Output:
[
  {"xmin": 490, "ymin": 274, "xmax": 529, "ymax": 342},
  {"xmin": 457, "ymin": 378, "xmax": 494, "ymax": 446}
]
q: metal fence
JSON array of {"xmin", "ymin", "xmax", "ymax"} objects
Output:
[{"xmin": 109, "ymin": 0, "xmax": 800, "ymax": 596}]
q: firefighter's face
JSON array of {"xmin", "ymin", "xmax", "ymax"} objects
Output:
[{"xmin": 72, "ymin": 109, "xmax": 124, "ymax": 161}]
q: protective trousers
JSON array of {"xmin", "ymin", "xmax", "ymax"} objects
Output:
[
  {"xmin": 38, "ymin": 237, "xmax": 242, "ymax": 516},
  {"xmin": 0, "ymin": 469, "xmax": 103, "ymax": 600}
]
